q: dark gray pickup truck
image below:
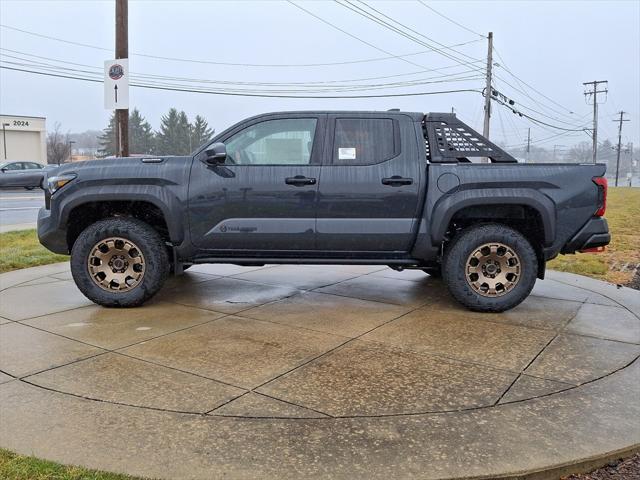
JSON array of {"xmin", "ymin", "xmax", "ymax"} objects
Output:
[{"xmin": 37, "ymin": 111, "xmax": 610, "ymax": 312}]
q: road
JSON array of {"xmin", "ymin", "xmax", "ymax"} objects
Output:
[{"xmin": 0, "ymin": 188, "xmax": 45, "ymax": 232}]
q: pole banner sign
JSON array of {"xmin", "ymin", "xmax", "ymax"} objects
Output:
[{"xmin": 104, "ymin": 59, "xmax": 129, "ymax": 110}]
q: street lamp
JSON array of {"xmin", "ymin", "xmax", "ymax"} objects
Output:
[
  {"xmin": 67, "ymin": 140, "xmax": 76, "ymax": 164},
  {"xmin": 2, "ymin": 123, "xmax": 9, "ymax": 160}
]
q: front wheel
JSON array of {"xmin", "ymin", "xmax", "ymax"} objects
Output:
[
  {"xmin": 71, "ymin": 217, "xmax": 170, "ymax": 307},
  {"xmin": 442, "ymin": 224, "xmax": 537, "ymax": 312}
]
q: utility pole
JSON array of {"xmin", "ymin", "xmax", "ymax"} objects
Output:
[
  {"xmin": 68, "ymin": 140, "xmax": 76, "ymax": 163},
  {"xmin": 553, "ymin": 144, "xmax": 565, "ymax": 162},
  {"xmin": 613, "ymin": 111, "xmax": 629, "ymax": 187},
  {"xmin": 482, "ymin": 32, "xmax": 493, "ymax": 163},
  {"xmin": 526, "ymin": 127, "xmax": 531, "ymax": 163},
  {"xmin": 1, "ymin": 123, "xmax": 9, "ymax": 160},
  {"xmin": 115, "ymin": 0, "xmax": 129, "ymax": 157},
  {"xmin": 583, "ymin": 80, "xmax": 608, "ymax": 163}
]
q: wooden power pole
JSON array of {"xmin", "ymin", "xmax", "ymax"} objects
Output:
[
  {"xmin": 613, "ymin": 111, "xmax": 629, "ymax": 186},
  {"xmin": 482, "ymin": 32, "xmax": 493, "ymax": 163},
  {"xmin": 582, "ymin": 80, "xmax": 608, "ymax": 164},
  {"xmin": 115, "ymin": 0, "xmax": 129, "ymax": 157}
]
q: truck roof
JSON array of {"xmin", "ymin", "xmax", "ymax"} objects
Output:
[{"xmin": 250, "ymin": 110, "xmax": 425, "ymax": 121}]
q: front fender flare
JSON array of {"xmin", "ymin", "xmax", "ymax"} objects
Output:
[{"xmin": 57, "ymin": 186, "xmax": 184, "ymax": 245}]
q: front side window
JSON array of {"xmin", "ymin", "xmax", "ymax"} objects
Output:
[
  {"xmin": 3, "ymin": 162, "xmax": 23, "ymax": 170},
  {"xmin": 333, "ymin": 118, "xmax": 396, "ymax": 166},
  {"xmin": 225, "ymin": 118, "xmax": 317, "ymax": 165}
]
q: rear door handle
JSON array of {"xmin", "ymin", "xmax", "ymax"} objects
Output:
[
  {"xmin": 382, "ymin": 176, "xmax": 413, "ymax": 186},
  {"xmin": 285, "ymin": 175, "xmax": 316, "ymax": 187}
]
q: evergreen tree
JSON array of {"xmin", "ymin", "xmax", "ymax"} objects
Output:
[
  {"xmin": 97, "ymin": 114, "xmax": 117, "ymax": 157},
  {"xmin": 129, "ymin": 109, "xmax": 155, "ymax": 154},
  {"xmin": 190, "ymin": 115, "xmax": 214, "ymax": 150},
  {"xmin": 156, "ymin": 108, "xmax": 192, "ymax": 155},
  {"xmin": 177, "ymin": 111, "xmax": 192, "ymax": 153},
  {"xmin": 97, "ymin": 108, "xmax": 155, "ymax": 157}
]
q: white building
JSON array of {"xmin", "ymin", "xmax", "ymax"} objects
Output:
[{"xmin": 0, "ymin": 114, "xmax": 47, "ymax": 165}]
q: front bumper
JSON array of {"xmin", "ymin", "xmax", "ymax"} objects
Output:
[
  {"xmin": 37, "ymin": 207, "xmax": 69, "ymax": 254},
  {"xmin": 561, "ymin": 217, "xmax": 610, "ymax": 254}
]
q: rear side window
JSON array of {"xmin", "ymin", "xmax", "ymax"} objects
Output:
[{"xmin": 333, "ymin": 118, "xmax": 396, "ymax": 165}]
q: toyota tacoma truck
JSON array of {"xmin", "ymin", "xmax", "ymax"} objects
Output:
[{"xmin": 37, "ymin": 111, "xmax": 610, "ymax": 312}]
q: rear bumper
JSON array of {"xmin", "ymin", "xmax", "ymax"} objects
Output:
[
  {"xmin": 37, "ymin": 207, "xmax": 69, "ymax": 255},
  {"xmin": 561, "ymin": 217, "xmax": 610, "ymax": 254}
]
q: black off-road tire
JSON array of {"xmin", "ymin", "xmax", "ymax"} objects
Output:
[
  {"xmin": 70, "ymin": 217, "xmax": 170, "ymax": 307},
  {"xmin": 421, "ymin": 267, "xmax": 442, "ymax": 278},
  {"xmin": 442, "ymin": 223, "xmax": 538, "ymax": 313}
]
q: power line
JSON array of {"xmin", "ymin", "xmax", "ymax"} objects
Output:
[
  {"xmin": 0, "ymin": 48, "xmax": 483, "ymax": 89},
  {"xmin": 334, "ymin": 1, "xmax": 485, "ymax": 74},
  {"xmin": 416, "ymin": 1, "xmax": 485, "ymax": 38},
  {"xmin": 0, "ymin": 57, "xmax": 483, "ymax": 94},
  {"xmin": 344, "ymin": 0, "xmax": 482, "ymax": 65},
  {"xmin": 286, "ymin": 1, "xmax": 438, "ymax": 73},
  {"xmin": 503, "ymin": 130, "xmax": 583, "ymax": 149},
  {"xmin": 492, "ymin": 78, "xmax": 589, "ymax": 129},
  {"xmin": 492, "ymin": 46, "xmax": 580, "ymax": 118},
  {"xmin": 0, "ymin": 23, "xmax": 482, "ymax": 68},
  {"xmin": 492, "ymin": 94, "xmax": 589, "ymax": 132},
  {"xmin": 0, "ymin": 64, "xmax": 483, "ymax": 99}
]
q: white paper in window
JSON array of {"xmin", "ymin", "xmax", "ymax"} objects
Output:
[{"xmin": 338, "ymin": 147, "xmax": 356, "ymax": 160}]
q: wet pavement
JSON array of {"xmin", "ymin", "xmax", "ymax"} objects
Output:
[
  {"xmin": 0, "ymin": 263, "xmax": 638, "ymax": 479},
  {"xmin": 0, "ymin": 189, "xmax": 43, "ymax": 232}
]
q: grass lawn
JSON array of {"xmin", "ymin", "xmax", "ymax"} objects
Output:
[
  {"xmin": 0, "ymin": 229, "xmax": 68, "ymax": 273},
  {"xmin": 0, "ymin": 449, "xmax": 148, "ymax": 480},
  {"xmin": 548, "ymin": 187, "xmax": 640, "ymax": 285},
  {"xmin": 0, "ymin": 187, "xmax": 638, "ymax": 284}
]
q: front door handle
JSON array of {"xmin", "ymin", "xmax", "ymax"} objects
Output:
[
  {"xmin": 382, "ymin": 176, "xmax": 413, "ymax": 187},
  {"xmin": 285, "ymin": 175, "xmax": 316, "ymax": 187}
]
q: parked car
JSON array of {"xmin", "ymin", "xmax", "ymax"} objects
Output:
[
  {"xmin": 37, "ymin": 111, "xmax": 610, "ymax": 312},
  {"xmin": 0, "ymin": 161, "xmax": 51, "ymax": 189}
]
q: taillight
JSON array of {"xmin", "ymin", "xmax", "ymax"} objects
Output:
[{"xmin": 592, "ymin": 176, "xmax": 607, "ymax": 217}]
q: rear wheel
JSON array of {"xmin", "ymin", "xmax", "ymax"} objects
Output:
[
  {"xmin": 71, "ymin": 217, "xmax": 169, "ymax": 307},
  {"xmin": 442, "ymin": 223, "xmax": 537, "ymax": 312}
]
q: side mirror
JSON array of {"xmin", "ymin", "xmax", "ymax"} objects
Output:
[
  {"xmin": 204, "ymin": 142, "xmax": 227, "ymax": 165},
  {"xmin": 0, "ymin": 168, "xmax": 6, "ymax": 173}
]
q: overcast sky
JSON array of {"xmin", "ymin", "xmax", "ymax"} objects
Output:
[{"xmin": 1, "ymin": 0, "xmax": 639, "ymax": 149}]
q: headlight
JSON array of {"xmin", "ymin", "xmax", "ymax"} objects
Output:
[{"xmin": 47, "ymin": 173, "xmax": 77, "ymax": 195}]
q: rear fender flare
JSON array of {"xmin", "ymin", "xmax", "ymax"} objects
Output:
[{"xmin": 429, "ymin": 188, "xmax": 556, "ymax": 247}]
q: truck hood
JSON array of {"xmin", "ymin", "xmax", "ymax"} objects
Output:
[{"xmin": 42, "ymin": 155, "xmax": 193, "ymax": 191}]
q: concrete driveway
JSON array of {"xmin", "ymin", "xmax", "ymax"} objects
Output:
[{"xmin": 0, "ymin": 264, "xmax": 638, "ymax": 479}]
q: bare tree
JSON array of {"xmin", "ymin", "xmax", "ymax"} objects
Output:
[
  {"xmin": 47, "ymin": 123, "xmax": 71, "ymax": 165},
  {"xmin": 566, "ymin": 142, "xmax": 592, "ymax": 164}
]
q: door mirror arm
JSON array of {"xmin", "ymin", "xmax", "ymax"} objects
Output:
[{"xmin": 203, "ymin": 142, "xmax": 227, "ymax": 165}]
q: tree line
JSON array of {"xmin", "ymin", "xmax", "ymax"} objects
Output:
[{"xmin": 98, "ymin": 108, "xmax": 214, "ymax": 157}]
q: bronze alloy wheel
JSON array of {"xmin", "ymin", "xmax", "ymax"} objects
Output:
[
  {"xmin": 465, "ymin": 242, "xmax": 521, "ymax": 297},
  {"xmin": 87, "ymin": 237, "xmax": 145, "ymax": 292}
]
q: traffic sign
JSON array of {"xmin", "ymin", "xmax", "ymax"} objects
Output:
[{"xmin": 104, "ymin": 59, "xmax": 129, "ymax": 110}]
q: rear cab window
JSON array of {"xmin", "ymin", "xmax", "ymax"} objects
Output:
[{"xmin": 332, "ymin": 118, "xmax": 399, "ymax": 165}]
